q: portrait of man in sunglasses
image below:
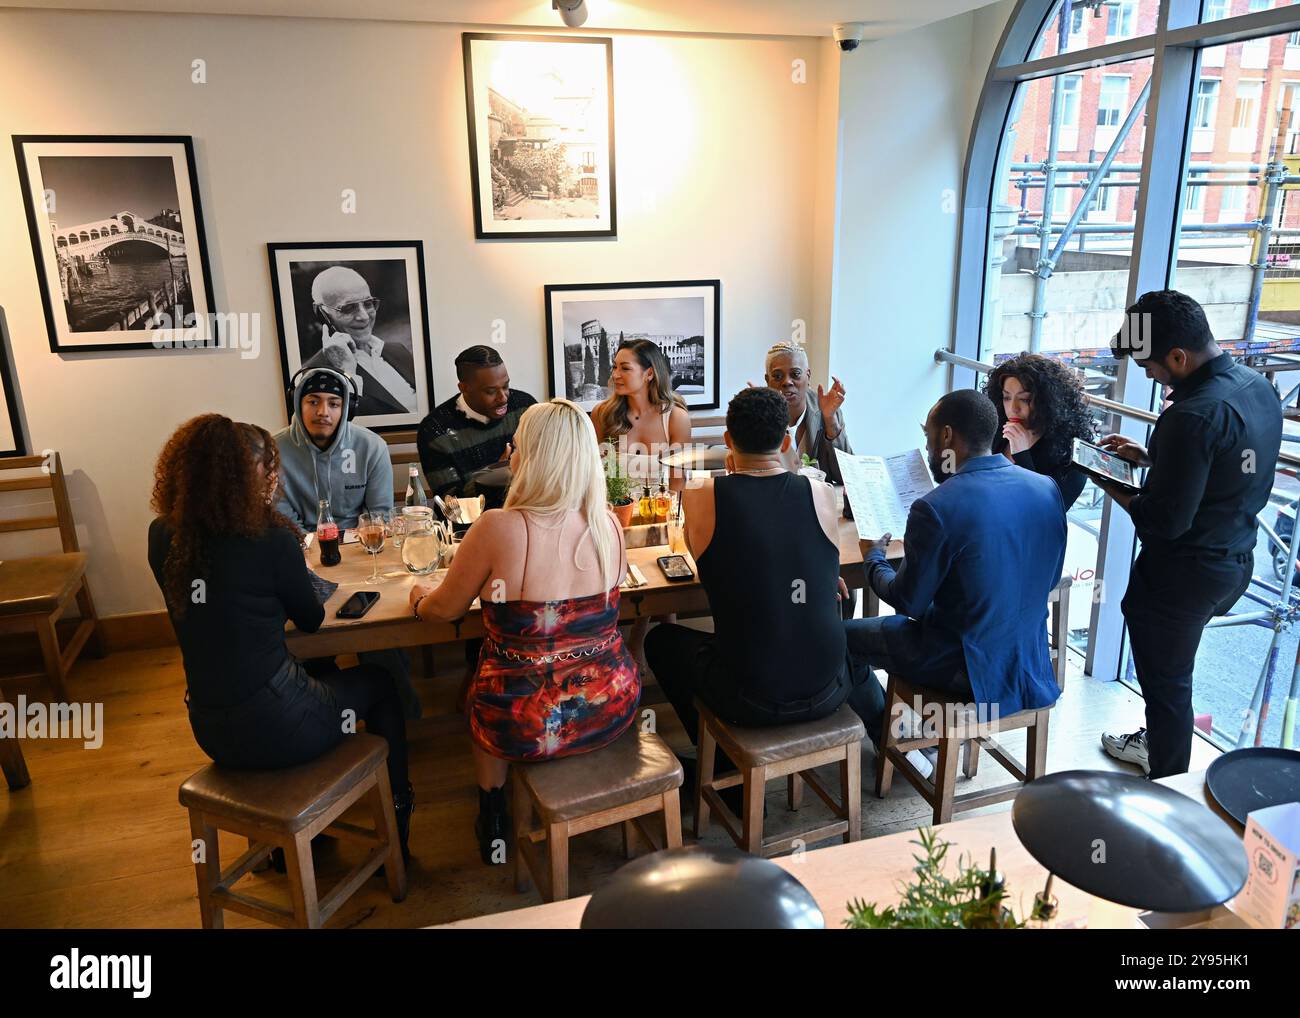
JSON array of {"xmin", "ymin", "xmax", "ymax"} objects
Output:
[{"xmin": 303, "ymin": 264, "xmax": 418, "ymax": 417}]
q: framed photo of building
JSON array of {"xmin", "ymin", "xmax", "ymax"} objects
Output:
[
  {"xmin": 463, "ymin": 33, "xmax": 616, "ymax": 239},
  {"xmin": 13, "ymin": 135, "xmax": 218, "ymax": 353},
  {"xmin": 545, "ymin": 280, "xmax": 721, "ymax": 411},
  {"xmin": 267, "ymin": 241, "xmax": 434, "ymax": 433},
  {"xmin": 0, "ymin": 308, "xmax": 28, "ymax": 458}
]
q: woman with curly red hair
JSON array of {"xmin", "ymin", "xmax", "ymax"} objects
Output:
[{"xmin": 147, "ymin": 414, "xmax": 413, "ymax": 860}]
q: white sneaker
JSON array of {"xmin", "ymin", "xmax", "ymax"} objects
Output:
[
  {"xmin": 905, "ymin": 748, "xmax": 936, "ymax": 780},
  {"xmin": 1101, "ymin": 728, "xmax": 1150, "ymax": 775}
]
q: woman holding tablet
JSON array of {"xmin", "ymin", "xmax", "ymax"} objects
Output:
[{"xmin": 984, "ymin": 352, "xmax": 1096, "ymax": 510}]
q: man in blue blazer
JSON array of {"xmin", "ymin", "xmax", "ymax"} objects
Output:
[{"xmin": 845, "ymin": 389, "xmax": 1068, "ymax": 750}]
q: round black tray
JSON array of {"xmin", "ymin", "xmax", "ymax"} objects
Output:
[{"xmin": 1205, "ymin": 746, "xmax": 1300, "ymax": 826}]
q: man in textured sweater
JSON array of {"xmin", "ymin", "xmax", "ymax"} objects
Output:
[
  {"xmin": 418, "ymin": 345, "xmax": 536, "ymax": 711},
  {"xmin": 417, "ymin": 345, "xmax": 536, "ymax": 510}
]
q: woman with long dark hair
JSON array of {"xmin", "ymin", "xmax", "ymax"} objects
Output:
[
  {"xmin": 147, "ymin": 414, "xmax": 413, "ymax": 860},
  {"xmin": 984, "ymin": 352, "xmax": 1097, "ymax": 510},
  {"xmin": 591, "ymin": 339, "xmax": 691, "ymax": 492}
]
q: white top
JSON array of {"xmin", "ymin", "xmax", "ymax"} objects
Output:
[
  {"xmin": 788, "ymin": 405, "xmax": 807, "ymax": 445},
  {"xmin": 623, "ymin": 407, "xmax": 672, "ymax": 482},
  {"xmin": 456, "ymin": 393, "xmax": 491, "ymax": 425}
]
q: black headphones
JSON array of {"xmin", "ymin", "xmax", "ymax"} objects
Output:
[{"xmin": 288, "ymin": 365, "xmax": 360, "ymax": 422}]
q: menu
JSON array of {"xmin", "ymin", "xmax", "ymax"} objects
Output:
[{"xmin": 834, "ymin": 448, "xmax": 935, "ymax": 541}]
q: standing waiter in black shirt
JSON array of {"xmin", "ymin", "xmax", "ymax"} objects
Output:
[{"xmin": 1094, "ymin": 290, "xmax": 1282, "ymax": 779}]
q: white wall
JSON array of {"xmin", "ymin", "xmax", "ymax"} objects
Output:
[
  {"xmin": 0, "ymin": 9, "xmax": 826, "ymax": 615},
  {"xmin": 827, "ymin": 1, "xmax": 1012, "ymax": 455}
]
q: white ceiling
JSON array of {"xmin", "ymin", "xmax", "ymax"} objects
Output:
[{"xmin": 1, "ymin": 0, "xmax": 1003, "ymax": 39}]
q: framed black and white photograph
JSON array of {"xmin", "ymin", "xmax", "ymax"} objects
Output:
[
  {"xmin": 463, "ymin": 33, "xmax": 616, "ymax": 239},
  {"xmin": 0, "ymin": 308, "xmax": 28, "ymax": 458},
  {"xmin": 268, "ymin": 241, "xmax": 433, "ymax": 433},
  {"xmin": 13, "ymin": 135, "xmax": 217, "ymax": 353},
  {"xmin": 545, "ymin": 280, "xmax": 721, "ymax": 411}
]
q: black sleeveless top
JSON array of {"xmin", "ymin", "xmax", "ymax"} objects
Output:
[{"xmin": 696, "ymin": 473, "xmax": 848, "ymax": 703}]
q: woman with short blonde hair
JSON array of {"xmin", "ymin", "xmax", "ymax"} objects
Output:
[{"xmin": 410, "ymin": 399, "xmax": 638, "ymax": 864}]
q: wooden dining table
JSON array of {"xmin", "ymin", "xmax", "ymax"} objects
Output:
[
  {"xmin": 285, "ymin": 518, "xmax": 901, "ymax": 659},
  {"xmin": 435, "ymin": 769, "xmax": 1255, "ymax": 930}
]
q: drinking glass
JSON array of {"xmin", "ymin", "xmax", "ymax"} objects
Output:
[
  {"xmin": 357, "ymin": 510, "xmax": 388, "ymax": 582},
  {"xmin": 667, "ymin": 494, "xmax": 686, "ymax": 554}
]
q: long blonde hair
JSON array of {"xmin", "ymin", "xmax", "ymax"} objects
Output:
[
  {"xmin": 593, "ymin": 339, "xmax": 687, "ymax": 439},
  {"xmin": 504, "ymin": 399, "xmax": 618, "ymax": 599}
]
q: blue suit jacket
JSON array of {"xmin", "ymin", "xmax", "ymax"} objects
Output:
[{"xmin": 863, "ymin": 454, "xmax": 1068, "ymax": 717}]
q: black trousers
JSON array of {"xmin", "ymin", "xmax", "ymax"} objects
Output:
[
  {"xmin": 842, "ymin": 616, "xmax": 971, "ymax": 749},
  {"xmin": 644, "ymin": 623, "xmax": 850, "ymax": 769},
  {"xmin": 1122, "ymin": 548, "xmax": 1253, "ymax": 779},
  {"xmin": 187, "ymin": 661, "xmax": 410, "ymax": 792},
  {"xmin": 304, "ymin": 648, "xmax": 419, "ymax": 720}
]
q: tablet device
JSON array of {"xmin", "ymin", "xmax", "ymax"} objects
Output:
[{"xmin": 1072, "ymin": 438, "xmax": 1141, "ymax": 492}]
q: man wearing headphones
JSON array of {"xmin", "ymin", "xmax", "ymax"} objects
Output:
[
  {"xmin": 272, "ymin": 366, "xmax": 418, "ymax": 718},
  {"xmin": 273, "ymin": 366, "xmax": 394, "ymax": 530}
]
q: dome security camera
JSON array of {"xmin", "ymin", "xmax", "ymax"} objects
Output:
[
  {"xmin": 553, "ymin": 0, "xmax": 588, "ymax": 28},
  {"xmin": 833, "ymin": 23, "xmax": 866, "ymax": 52}
]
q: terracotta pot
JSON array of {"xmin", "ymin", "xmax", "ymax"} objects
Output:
[{"xmin": 609, "ymin": 498, "xmax": 635, "ymax": 528}]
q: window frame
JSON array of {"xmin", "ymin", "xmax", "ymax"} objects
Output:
[{"xmin": 952, "ymin": 0, "xmax": 1300, "ymax": 682}]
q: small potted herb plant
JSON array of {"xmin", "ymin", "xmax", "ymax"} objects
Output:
[
  {"xmin": 844, "ymin": 827, "xmax": 1021, "ymax": 929},
  {"xmin": 603, "ymin": 439, "xmax": 635, "ymax": 528}
]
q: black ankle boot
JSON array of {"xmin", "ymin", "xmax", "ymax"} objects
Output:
[
  {"xmin": 393, "ymin": 781, "xmax": 414, "ymax": 863},
  {"xmin": 475, "ymin": 786, "xmax": 510, "ymax": 865}
]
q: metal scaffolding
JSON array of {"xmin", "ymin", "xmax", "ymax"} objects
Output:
[{"xmin": 1009, "ymin": 7, "xmax": 1300, "ymax": 355}]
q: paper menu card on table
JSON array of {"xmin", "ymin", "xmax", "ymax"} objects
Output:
[{"xmin": 834, "ymin": 448, "xmax": 935, "ymax": 541}]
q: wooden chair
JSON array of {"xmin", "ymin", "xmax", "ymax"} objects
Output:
[
  {"xmin": 874, "ymin": 576, "xmax": 1073, "ymax": 825},
  {"xmin": 0, "ymin": 453, "xmax": 104, "ymax": 702},
  {"xmin": 0, "ymin": 681, "xmax": 30, "ymax": 791},
  {"xmin": 178, "ymin": 734, "xmax": 406, "ymax": 929},
  {"xmin": 694, "ymin": 701, "xmax": 864, "ymax": 857},
  {"xmin": 513, "ymin": 726, "xmax": 684, "ymax": 902},
  {"xmin": 381, "ymin": 428, "xmax": 423, "ymax": 506}
]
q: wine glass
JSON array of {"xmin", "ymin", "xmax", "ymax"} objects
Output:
[{"xmin": 357, "ymin": 510, "xmax": 388, "ymax": 582}]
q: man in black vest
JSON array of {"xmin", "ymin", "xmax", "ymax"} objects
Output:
[{"xmin": 1097, "ymin": 290, "xmax": 1282, "ymax": 779}]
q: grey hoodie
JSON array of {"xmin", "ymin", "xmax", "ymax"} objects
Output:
[{"xmin": 272, "ymin": 370, "xmax": 394, "ymax": 530}]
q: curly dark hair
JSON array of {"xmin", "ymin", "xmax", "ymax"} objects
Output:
[
  {"xmin": 983, "ymin": 353, "xmax": 1097, "ymax": 468},
  {"xmin": 726, "ymin": 385, "xmax": 789, "ymax": 454},
  {"xmin": 151, "ymin": 414, "xmax": 300, "ymax": 616}
]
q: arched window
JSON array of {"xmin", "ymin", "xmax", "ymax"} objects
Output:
[{"xmin": 956, "ymin": 0, "xmax": 1300, "ymax": 743}]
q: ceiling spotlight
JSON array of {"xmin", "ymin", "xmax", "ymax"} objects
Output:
[{"xmin": 553, "ymin": 0, "xmax": 588, "ymax": 28}]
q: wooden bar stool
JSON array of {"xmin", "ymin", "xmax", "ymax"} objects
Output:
[
  {"xmin": 874, "ymin": 577, "xmax": 1073, "ymax": 825},
  {"xmin": 1, "ymin": 683, "xmax": 30, "ymax": 790},
  {"xmin": 178, "ymin": 734, "xmax": 406, "ymax": 929},
  {"xmin": 694, "ymin": 701, "xmax": 864, "ymax": 857},
  {"xmin": 513, "ymin": 726, "xmax": 684, "ymax": 902}
]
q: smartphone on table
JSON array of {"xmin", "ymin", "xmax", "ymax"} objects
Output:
[
  {"xmin": 336, "ymin": 590, "xmax": 380, "ymax": 619},
  {"xmin": 656, "ymin": 555, "xmax": 694, "ymax": 583}
]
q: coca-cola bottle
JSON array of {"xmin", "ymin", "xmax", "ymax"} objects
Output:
[{"xmin": 316, "ymin": 498, "xmax": 341, "ymax": 567}]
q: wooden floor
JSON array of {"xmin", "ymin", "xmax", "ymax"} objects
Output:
[{"xmin": 0, "ymin": 637, "xmax": 1219, "ymax": 929}]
